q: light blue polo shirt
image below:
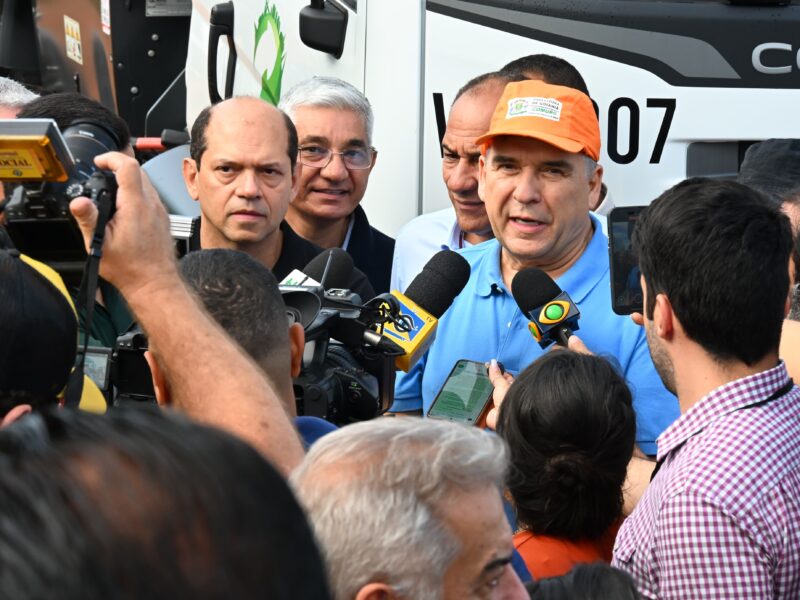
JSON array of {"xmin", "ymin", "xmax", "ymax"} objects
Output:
[{"xmin": 393, "ymin": 215, "xmax": 679, "ymax": 455}]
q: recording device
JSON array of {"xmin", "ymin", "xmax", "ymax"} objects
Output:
[
  {"xmin": 512, "ymin": 268, "xmax": 580, "ymax": 348},
  {"xmin": 383, "ymin": 249, "xmax": 472, "ymax": 371},
  {"xmin": 608, "ymin": 206, "xmax": 645, "ymax": 315},
  {"xmin": 0, "ymin": 118, "xmax": 121, "ymax": 284},
  {"xmin": 284, "ymin": 249, "xmax": 471, "ymax": 425},
  {"xmin": 283, "ymin": 249, "xmax": 402, "ymax": 425},
  {"xmin": 427, "ymin": 359, "xmax": 496, "ymax": 427}
]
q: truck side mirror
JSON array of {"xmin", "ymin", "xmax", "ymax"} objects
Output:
[{"xmin": 299, "ymin": 0, "xmax": 348, "ymax": 59}]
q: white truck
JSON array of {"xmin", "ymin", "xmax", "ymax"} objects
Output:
[
  {"xmin": 185, "ymin": 0, "xmax": 800, "ymax": 236},
  {"xmin": 4, "ymin": 0, "xmax": 800, "ymax": 233}
]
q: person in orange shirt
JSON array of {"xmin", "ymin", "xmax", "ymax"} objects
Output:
[{"xmin": 495, "ymin": 350, "xmax": 636, "ymax": 579}]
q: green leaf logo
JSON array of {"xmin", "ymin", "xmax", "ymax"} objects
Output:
[{"xmin": 253, "ymin": 1, "xmax": 286, "ymax": 106}]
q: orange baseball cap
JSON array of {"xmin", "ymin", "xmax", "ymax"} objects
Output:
[{"xmin": 475, "ymin": 80, "xmax": 601, "ymax": 161}]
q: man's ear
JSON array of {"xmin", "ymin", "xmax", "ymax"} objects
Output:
[
  {"xmin": 290, "ymin": 161, "xmax": 301, "ymax": 200},
  {"xmin": 288, "ymin": 322, "xmax": 305, "ymax": 378},
  {"xmin": 144, "ymin": 350, "xmax": 170, "ymax": 407},
  {"xmin": 587, "ymin": 163, "xmax": 604, "ymax": 211},
  {"xmin": 182, "ymin": 157, "xmax": 200, "ymax": 201},
  {"xmin": 478, "ymin": 154, "xmax": 487, "ymax": 200},
  {"xmin": 368, "ymin": 148, "xmax": 378, "ymax": 176},
  {"xmin": 652, "ymin": 293, "xmax": 675, "ymax": 341},
  {"xmin": 354, "ymin": 583, "xmax": 399, "ymax": 600},
  {"xmin": 1, "ymin": 404, "xmax": 31, "ymax": 428}
]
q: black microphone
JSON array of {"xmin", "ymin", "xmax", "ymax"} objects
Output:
[
  {"xmin": 302, "ymin": 247, "xmax": 354, "ymax": 290},
  {"xmin": 383, "ymin": 249, "xmax": 472, "ymax": 370},
  {"xmin": 511, "ymin": 268, "xmax": 580, "ymax": 348}
]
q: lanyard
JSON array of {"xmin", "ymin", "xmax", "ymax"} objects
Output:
[{"xmin": 650, "ymin": 378, "xmax": 795, "ymax": 482}]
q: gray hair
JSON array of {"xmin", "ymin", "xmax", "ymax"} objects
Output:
[
  {"xmin": 279, "ymin": 76, "xmax": 374, "ymax": 145},
  {"xmin": 291, "ymin": 418, "xmax": 508, "ymax": 600},
  {"xmin": 0, "ymin": 77, "xmax": 38, "ymax": 112}
]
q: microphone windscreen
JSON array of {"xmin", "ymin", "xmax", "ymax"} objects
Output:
[
  {"xmin": 303, "ymin": 248, "xmax": 354, "ymax": 289},
  {"xmin": 511, "ymin": 268, "xmax": 562, "ymax": 313},
  {"xmin": 404, "ymin": 250, "xmax": 471, "ymax": 318}
]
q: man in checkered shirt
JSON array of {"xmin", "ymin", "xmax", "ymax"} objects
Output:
[{"xmin": 612, "ymin": 178, "xmax": 800, "ymax": 598}]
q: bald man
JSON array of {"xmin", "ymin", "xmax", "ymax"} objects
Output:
[{"xmin": 182, "ymin": 97, "xmax": 373, "ymax": 297}]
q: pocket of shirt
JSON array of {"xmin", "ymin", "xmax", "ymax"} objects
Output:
[{"xmin": 611, "ymin": 522, "xmax": 637, "ymax": 569}]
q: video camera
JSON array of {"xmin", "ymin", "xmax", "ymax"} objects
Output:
[
  {"xmin": 0, "ymin": 118, "xmax": 120, "ymax": 285},
  {"xmin": 280, "ymin": 250, "xmax": 407, "ymax": 425}
]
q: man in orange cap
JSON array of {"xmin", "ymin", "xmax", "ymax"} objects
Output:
[{"xmin": 393, "ymin": 80, "xmax": 679, "ymax": 457}]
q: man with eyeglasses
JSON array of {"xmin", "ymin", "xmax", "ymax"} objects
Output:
[
  {"xmin": 280, "ymin": 77, "xmax": 394, "ymax": 294},
  {"xmin": 182, "ymin": 96, "xmax": 374, "ymax": 299}
]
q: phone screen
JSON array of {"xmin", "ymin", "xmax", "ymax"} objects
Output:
[
  {"xmin": 608, "ymin": 207, "xmax": 645, "ymax": 315},
  {"xmin": 428, "ymin": 360, "xmax": 494, "ymax": 424}
]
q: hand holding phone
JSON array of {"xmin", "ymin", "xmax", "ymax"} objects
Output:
[
  {"xmin": 428, "ymin": 359, "xmax": 494, "ymax": 425},
  {"xmin": 428, "ymin": 359, "xmax": 497, "ymax": 427}
]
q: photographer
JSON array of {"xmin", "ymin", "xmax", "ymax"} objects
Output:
[
  {"xmin": 69, "ymin": 150, "xmax": 304, "ymax": 473},
  {"xmin": 15, "ymin": 93, "xmax": 136, "ymax": 348}
]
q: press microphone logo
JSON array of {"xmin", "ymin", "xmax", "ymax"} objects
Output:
[{"xmin": 526, "ymin": 292, "xmax": 579, "ymax": 345}]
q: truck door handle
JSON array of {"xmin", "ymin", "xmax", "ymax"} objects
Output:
[
  {"xmin": 208, "ymin": 1, "xmax": 237, "ymax": 103},
  {"xmin": 299, "ymin": 0, "xmax": 348, "ymax": 59}
]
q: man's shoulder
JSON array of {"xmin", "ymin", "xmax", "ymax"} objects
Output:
[
  {"xmin": 395, "ymin": 207, "xmax": 456, "ymax": 244},
  {"xmin": 457, "ymin": 238, "xmax": 499, "ymax": 267},
  {"xmin": 668, "ymin": 387, "xmax": 800, "ymax": 510},
  {"xmin": 368, "ymin": 224, "xmax": 395, "ymax": 252}
]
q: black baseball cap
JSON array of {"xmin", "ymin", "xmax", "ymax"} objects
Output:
[{"xmin": 0, "ymin": 249, "xmax": 77, "ymax": 399}]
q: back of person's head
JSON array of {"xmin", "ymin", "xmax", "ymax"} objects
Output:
[
  {"xmin": 634, "ymin": 178, "xmax": 793, "ymax": 365},
  {"xmin": 280, "ymin": 76, "xmax": 374, "ymax": 144},
  {"xmin": 179, "ymin": 249, "xmax": 291, "ymax": 381},
  {"xmin": 526, "ymin": 564, "xmax": 641, "ymax": 600},
  {"xmin": 0, "ymin": 407, "xmax": 330, "ymax": 600},
  {"xmin": 0, "ymin": 250, "xmax": 77, "ymax": 419},
  {"xmin": 0, "ymin": 76, "xmax": 39, "ymax": 115},
  {"xmin": 737, "ymin": 139, "xmax": 800, "ymax": 205},
  {"xmin": 498, "ymin": 351, "xmax": 635, "ymax": 541},
  {"xmin": 291, "ymin": 417, "xmax": 507, "ymax": 600},
  {"xmin": 499, "ymin": 54, "xmax": 591, "ymax": 97},
  {"xmin": 16, "ymin": 92, "xmax": 131, "ymax": 150},
  {"xmin": 453, "ymin": 70, "xmax": 517, "ymax": 105}
]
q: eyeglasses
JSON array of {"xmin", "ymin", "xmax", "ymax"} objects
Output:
[{"xmin": 297, "ymin": 145, "xmax": 376, "ymax": 170}]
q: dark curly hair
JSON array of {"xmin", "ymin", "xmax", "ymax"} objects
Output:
[{"xmin": 497, "ymin": 351, "xmax": 636, "ymax": 541}]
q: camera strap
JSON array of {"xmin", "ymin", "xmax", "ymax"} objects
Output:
[{"xmin": 63, "ymin": 192, "xmax": 114, "ymax": 409}]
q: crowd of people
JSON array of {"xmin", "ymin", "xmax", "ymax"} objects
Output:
[{"xmin": 1, "ymin": 50, "xmax": 800, "ymax": 599}]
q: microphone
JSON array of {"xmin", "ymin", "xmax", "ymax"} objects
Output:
[
  {"xmin": 302, "ymin": 248, "xmax": 354, "ymax": 290},
  {"xmin": 382, "ymin": 250, "xmax": 471, "ymax": 371},
  {"xmin": 511, "ymin": 268, "xmax": 580, "ymax": 348}
]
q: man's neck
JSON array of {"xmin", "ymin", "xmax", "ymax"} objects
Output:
[
  {"xmin": 463, "ymin": 230, "xmax": 494, "ymax": 246},
  {"xmin": 674, "ymin": 348, "xmax": 781, "ymax": 414},
  {"xmin": 286, "ymin": 206, "xmax": 349, "ymax": 249},
  {"xmin": 499, "ymin": 220, "xmax": 593, "ymax": 290},
  {"xmin": 200, "ymin": 220, "xmax": 284, "ymax": 269}
]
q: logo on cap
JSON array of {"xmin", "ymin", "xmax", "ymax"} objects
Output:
[{"xmin": 506, "ymin": 97, "xmax": 563, "ymax": 122}]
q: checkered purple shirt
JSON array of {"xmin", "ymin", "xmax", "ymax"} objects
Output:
[{"xmin": 612, "ymin": 362, "xmax": 800, "ymax": 599}]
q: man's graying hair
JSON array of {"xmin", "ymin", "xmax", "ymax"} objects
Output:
[
  {"xmin": 291, "ymin": 418, "xmax": 508, "ymax": 600},
  {"xmin": 0, "ymin": 77, "xmax": 38, "ymax": 111},
  {"xmin": 280, "ymin": 76, "xmax": 374, "ymax": 145}
]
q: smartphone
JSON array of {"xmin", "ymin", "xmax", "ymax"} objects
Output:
[
  {"xmin": 427, "ymin": 359, "xmax": 494, "ymax": 426},
  {"xmin": 608, "ymin": 206, "xmax": 645, "ymax": 315}
]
